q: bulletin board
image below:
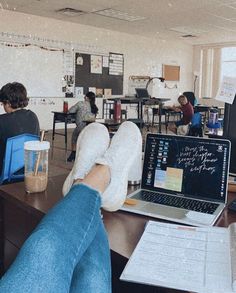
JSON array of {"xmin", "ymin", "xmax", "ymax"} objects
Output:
[
  {"xmin": 162, "ymin": 64, "xmax": 180, "ymax": 81},
  {"xmin": 74, "ymin": 52, "xmax": 124, "ymax": 95}
]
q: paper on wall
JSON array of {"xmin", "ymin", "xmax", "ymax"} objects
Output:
[
  {"xmin": 74, "ymin": 87, "xmax": 84, "ymax": 99},
  {"xmin": 215, "ymin": 76, "xmax": 236, "ymax": 104}
]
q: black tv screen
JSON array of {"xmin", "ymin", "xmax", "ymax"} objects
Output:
[{"xmin": 223, "ymin": 96, "xmax": 236, "ymax": 176}]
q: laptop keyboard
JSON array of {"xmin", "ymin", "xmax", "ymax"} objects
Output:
[{"xmin": 134, "ymin": 190, "xmax": 219, "ymax": 214}]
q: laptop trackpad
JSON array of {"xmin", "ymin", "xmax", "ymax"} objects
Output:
[{"xmin": 139, "ymin": 202, "xmax": 215, "ymax": 225}]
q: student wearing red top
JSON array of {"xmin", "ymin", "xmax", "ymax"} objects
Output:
[{"xmin": 168, "ymin": 94, "xmax": 194, "ymax": 134}]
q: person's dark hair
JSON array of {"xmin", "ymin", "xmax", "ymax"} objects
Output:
[
  {"xmin": 86, "ymin": 91, "xmax": 98, "ymax": 115},
  {"xmin": 0, "ymin": 82, "xmax": 28, "ymax": 109}
]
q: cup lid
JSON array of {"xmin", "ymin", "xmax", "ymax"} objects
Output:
[{"xmin": 24, "ymin": 141, "xmax": 50, "ymax": 151}]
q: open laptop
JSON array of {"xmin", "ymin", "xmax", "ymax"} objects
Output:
[
  {"xmin": 121, "ymin": 133, "xmax": 231, "ymax": 226},
  {"xmin": 135, "ymin": 88, "xmax": 150, "ymax": 99}
]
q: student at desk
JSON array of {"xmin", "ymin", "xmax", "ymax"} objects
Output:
[
  {"xmin": 67, "ymin": 91, "xmax": 98, "ymax": 162},
  {"xmin": 168, "ymin": 94, "xmax": 194, "ymax": 135},
  {"xmin": 0, "ymin": 82, "xmax": 40, "ymax": 174}
]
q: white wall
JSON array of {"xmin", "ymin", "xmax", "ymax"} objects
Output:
[{"xmin": 0, "ymin": 10, "xmax": 193, "ymax": 130}]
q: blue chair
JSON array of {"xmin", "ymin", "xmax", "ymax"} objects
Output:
[
  {"xmin": 0, "ymin": 134, "xmax": 40, "ymax": 184},
  {"xmin": 188, "ymin": 112, "xmax": 203, "ymax": 137}
]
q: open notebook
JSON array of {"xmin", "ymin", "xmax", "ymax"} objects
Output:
[
  {"xmin": 121, "ymin": 134, "xmax": 231, "ymax": 226},
  {"xmin": 120, "ymin": 220, "xmax": 236, "ymax": 293}
]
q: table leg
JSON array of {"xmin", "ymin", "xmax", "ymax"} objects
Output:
[
  {"xmin": 158, "ymin": 103, "xmax": 163, "ymax": 133},
  {"xmin": 65, "ymin": 117, "xmax": 68, "ymax": 159},
  {"xmin": 52, "ymin": 115, "xmax": 56, "ymax": 141}
]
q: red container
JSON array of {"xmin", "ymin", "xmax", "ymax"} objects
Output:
[
  {"xmin": 63, "ymin": 101, "xmax": 68, "ymax": 113},
  {"xmin": 114, "ymin": 100, "xmax": 121, "ymax": 120}
]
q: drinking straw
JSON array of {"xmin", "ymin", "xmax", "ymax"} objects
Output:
[{"xmin": 33, "ymin": 130, "xmax": 45, "ymax": 176}]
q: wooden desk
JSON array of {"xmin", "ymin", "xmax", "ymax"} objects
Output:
[
  {"xmin": 1, "ymin": 176, "xmax": 236, "ymax": 292},
  {"xmin": 51, "ymin": 111, "xmax": 76, "ymax": 155}
]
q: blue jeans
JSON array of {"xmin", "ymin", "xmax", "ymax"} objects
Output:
[{"xmin": 0, "ymin": 184, "xmax": 111, "ymax": 293}]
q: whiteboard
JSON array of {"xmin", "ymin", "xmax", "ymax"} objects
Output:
[{"xmin": 0, "ymin": 45, "xmax": 63, "ymax": 97}]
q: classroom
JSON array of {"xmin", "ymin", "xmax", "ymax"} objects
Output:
[{"xmin": 0, "ymin": 1, "xmax": 236, "ymax": 292}]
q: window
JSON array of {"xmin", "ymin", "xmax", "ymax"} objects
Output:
[{"xmin": 221, "ymin": 47, "xmax": 236, "ymax": 79}]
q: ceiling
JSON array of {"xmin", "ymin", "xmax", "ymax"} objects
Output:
[{"xmin": 2, "ymin": 0, "xmax": 236, "ymax": 45}]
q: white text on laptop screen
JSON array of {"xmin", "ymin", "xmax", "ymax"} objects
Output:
[{"xmin": 142, "ymin": 134, "xmax": 230, "ymax": 202}]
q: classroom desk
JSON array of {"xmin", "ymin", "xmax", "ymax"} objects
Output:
[
  {"xmin": 51, "ymin": 111, "xmax": 76, "ymax": 154},
  {"xmin": 108, "ymin": 97, "xmax": 170, "ymax": 133},
  {"xmin": 1, "ymin": 175, "xmax": 236, "ymax": 292},
  {"xmin": 85, "ymin": 118, "xmax": 125, "ymax": 129}
]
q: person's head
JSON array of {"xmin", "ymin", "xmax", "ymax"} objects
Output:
[
  {"xmin": 85, "ymin": 91, "xmax": 98, "ymax": 115},
  {"xmin": 0, "ymin": 82, "xmax": 28, "ymax": 113},
  {"xmin": 178, "ymin": 95, "xmax": 188, "ymax": 106}
]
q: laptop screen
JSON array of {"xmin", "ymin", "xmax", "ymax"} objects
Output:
[
  {"xmin": 135, "ymin": 88, "xmax": 149, "ymax": 98},
  {"xmin": 142, "ymin": 134, "xmax": 230, "ymax": 202}
]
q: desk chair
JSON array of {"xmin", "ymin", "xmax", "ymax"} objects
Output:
[
  {"xmin": 102, "ymin": 100, "xmax": 127, "ymax": 119},
  {"xmin": 0, "ymin": 134, "xmax": 40, "ymax": 184},
  {"xmin": 176, "ymin": 113, "xmax": 203, "ymax": 137},
  {"xmin": 183, "ymin": 91, "xmax": 197, "ymax": 107},
  {"xmin": 152, "ymin": 108, "xmax": 182, "ymax": 133},
  {"xmin": 188, "ymin": 112, "xmax": 203, "ymax": 137}
]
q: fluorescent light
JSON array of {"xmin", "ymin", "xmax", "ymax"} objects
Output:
[{"xmin": 94, "ymin": 9, "xmax": 146, "ymax": 22}]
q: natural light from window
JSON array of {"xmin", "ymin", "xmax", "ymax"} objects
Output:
[{"xmin": 221, "ymin": 47, "xmax": 236, "ymax": 79}]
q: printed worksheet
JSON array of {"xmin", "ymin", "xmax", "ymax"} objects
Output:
[{"xmin": 121, "ymin": 221, "xmax": 236, "ymax": 293}]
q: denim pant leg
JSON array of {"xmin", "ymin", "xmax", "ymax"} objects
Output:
[
  {"xmin": 70, "ymin": 220, "xmax": 111, "ymax": 293},
  {"xmin": 0, "ymin": 184, "xmax": 109, "ymax": 293}
]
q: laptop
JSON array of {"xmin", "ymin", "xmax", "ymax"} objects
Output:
[
  {"xmin": 135, "ymin": 88, "xmax": 150, "ymax": 99},
  {"xmin": 121, "ymin": 133, "xmax": 231, "ymax": 226}
]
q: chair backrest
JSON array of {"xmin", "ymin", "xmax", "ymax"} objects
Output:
[
  {"xmin": 183, "ymin": 91, "xmax": 197, "ymax": 107},
  {"xmin": 103, "ymin": 100, "xmax": 114, "ymax": 119},
  {"xmin": 188, "ymin": 112, "xmax": 203, "ymax": 137},
  {"xmin": 0, "ymin": 133, "xmax": 40, "ymax": 184}
]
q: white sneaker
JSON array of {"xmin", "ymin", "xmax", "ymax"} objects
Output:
[
  {"xmin": 62, "ymin": 123, "xmax": 110, "ymax": 196},
  {"xmin": 95, "ymin": 121, "xmax": 142, "ymax": 211}
]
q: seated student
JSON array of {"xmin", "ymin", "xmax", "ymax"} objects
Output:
[
  {"xmin": 0, "ymin": 82, "xmax": 40, "ymax": 174},
  {"xmin": 168, "ymin": 94, "xmax": 194, "ymax": 134},
  {"xmin": 67, "ymin": 91, "xmax": 98, "ymax": 162},
  {"xmin": 0, "ymin": 121, "xmax": 142, "ymax": 293}
]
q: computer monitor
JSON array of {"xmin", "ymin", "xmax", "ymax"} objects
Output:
[
  {"xmin": 223, "ymin": 95, "xmax": 236, "ymax": 177},
  {"xmin": 135, "ymin": 88, "xmax": 150, "ymax": 98}
]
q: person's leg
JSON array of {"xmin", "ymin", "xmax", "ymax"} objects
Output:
[
  {"xmin": 0, "ymin": 165, "xmax": 110, "ymax": 293},
  {"xmin": 168, "ymin": 122, "xmax": 177, "ymax": 134},
  {"xmin": 70, "ymin": 220, "xmax": 111, "ymax": 293},
  {"xmin": 67, "ymin": 127, "xmax": 80, "ymax": 162}
]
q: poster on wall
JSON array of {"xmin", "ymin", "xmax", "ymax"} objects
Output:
[
  {"xmin": 215, "ymin": 76, "xmax": 236, "ymax": 104},
  {"xmin": 109, "ymin": 52, "xmax": 124, "ymax": 76},
  {"xmin": 90, "ymin": 55, "xmax": 103, "ymax": 74}
]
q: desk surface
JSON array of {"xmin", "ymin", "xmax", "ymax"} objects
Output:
[
  {"xmin": 108, "ymin": 97, "xmax": 170, "ymax": 103},
  {"xmin": 1, "ymin": 175, "xmax": 236, "ymax": 292},
  {"xmin": 1, "ymin": 174, "xmax": 236, "ymax": 259}
]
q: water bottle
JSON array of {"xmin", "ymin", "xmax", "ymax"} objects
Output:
[
  {"xmin": 114, "ymin": 100, "xmax": 121, "ymax": 120},
  {"xmin": 63, "ymin": 101, "xmax": 68, "ymax": 113}
]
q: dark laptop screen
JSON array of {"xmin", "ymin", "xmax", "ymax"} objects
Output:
[
  {"xmin": 142, "ymin": 134, "xmax": 230, "ymax": 202},
  {"xmin": 135, "ymin": 88, "xmax": 149, "ymax": 98}
]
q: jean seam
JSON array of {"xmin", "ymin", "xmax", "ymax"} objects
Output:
[{"xmin": 71, "ymin": 193, "xmax": 100, "ymax": 270}]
